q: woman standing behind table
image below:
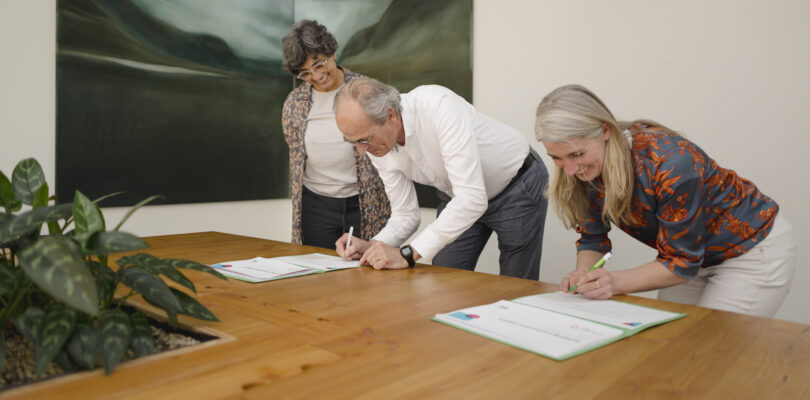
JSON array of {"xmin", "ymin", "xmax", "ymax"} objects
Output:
[
  {"xmin": 534, "ymin": 84, "xmax": 796, "ymax": 317},
  {"xmin": 281, "ymin": 20, "xmax": 390, "ymax": 248}
]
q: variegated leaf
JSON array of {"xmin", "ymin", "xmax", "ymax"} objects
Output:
[
  {"xmin": 129, "ymin": 311, "xmax": 156, "ymax": 358},
  {"xmin": 99, "ymin": 309, "xmax": 132, "ymax": 375},
  {"xmin": 73, "ymin": 191, "xmax": 104, "ymax": 235},
  {"xmin": 89, "ymin": 260, "xmax": 116, "ymax": 304},
  {"xmin": 0, "ymin": 261, "xmax": 16, "ymax": 296},
  {"xmin": 164, "ymin": 258, "xmax": 228, "ymax": 281},
  {"xmin": 0, "ymin": 170, "xmax": 22, "ymax": 212},
  {"xmin": 119, "ymin": 267, "xmax": 182, "ymax": 322},
  {"xmin": 0, "ymin": 203, "xmax": 73, "ymax": 244},
  {"xmin": 35, "ymin": 305, "xmax": 77, "ymax": 377},
  {"xmin": 84, "ymin": 231, "xmax": 147, "ymax": 255},
  {"xmin": 170, "ymin": 288, "xmax": 219, "ymax": 322},
  {"xmin": 13, "ymin": 306, "xmax": 44, "ymax": 343},
  {"xmin": 11, "ymin": 158, "xmax": 45, "ymax": 206},
  {"xmin": 19, "ymin": 236, "xmax": 99, "ymax": 316},
  {"xmin": 33, "ymin": 183, "xmax": 49, "ymax": 209},
  {"xmin": 53, "ymin": 349, "xmax": 78, "ymax": 373},
  {"xmin": 66, "ymin": 318, "xmax": 99, "ymax": 370},
  {"xmin": 119, "ymin": 254, "xmax": 195, "ymax": 293}
]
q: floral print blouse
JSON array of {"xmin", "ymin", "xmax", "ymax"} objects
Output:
[{"xmin": 576, "ymin": 124, "xmax": 778, "ymax": 278}]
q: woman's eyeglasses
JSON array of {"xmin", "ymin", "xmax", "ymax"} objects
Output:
[{"xmin": 297, "ymin": 57, "xmax": 328, "ymax": 80}]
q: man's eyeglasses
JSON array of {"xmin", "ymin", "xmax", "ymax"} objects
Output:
[
  {"xmin": 344, "ymin": 129, "xmax": 374, "ymax": 146},
  {"xmin": 297, "ymin": 57, "xmax": 328, "ymax": 80}
]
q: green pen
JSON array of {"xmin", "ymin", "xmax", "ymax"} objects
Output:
[{"xmin": 568, "ymin": 252, "xmax": 612, "ymax": 293}]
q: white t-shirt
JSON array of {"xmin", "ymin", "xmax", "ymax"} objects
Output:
[
  {"xmin": 303, "ymin": 86, "xmax": 358, "ymax": 198},
  {"xmin": 369, "ymin": 85, "xmax": 530, "ymax": 260}
]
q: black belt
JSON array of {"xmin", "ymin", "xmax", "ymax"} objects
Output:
[{"xmin": 506, "ymin": 152, "xmax": 535, "ymax": 188}]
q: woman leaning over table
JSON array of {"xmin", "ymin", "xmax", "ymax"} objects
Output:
[
  {"xmin": 534, "ymin": 84, "xmax": 796, "ymax": 317},
  {"xmin": 281, "ymin": 20, "xmax": 390, "ymax": 248}
]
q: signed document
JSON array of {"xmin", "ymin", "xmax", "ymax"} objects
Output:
[{"xmin": 433, "ymin": 292, "xmax": 685, "ymax": 361}]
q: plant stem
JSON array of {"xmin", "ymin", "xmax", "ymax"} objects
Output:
[
  {"xmin": 115, "ymin": 289, "xmax": 137, "ymax": 307},
  {"xmin": 0, "ymin": 280, "xmax": 34, "ymax": 329}
]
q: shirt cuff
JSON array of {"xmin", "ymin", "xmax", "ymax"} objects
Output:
[{"xmin": 409, "ymin": 227, "xmax": 445, "ymax": 262}]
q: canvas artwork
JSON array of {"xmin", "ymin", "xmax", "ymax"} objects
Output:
[{"xmin": 56, "ymin": 0, "xmax": 472, "ymax": 208}]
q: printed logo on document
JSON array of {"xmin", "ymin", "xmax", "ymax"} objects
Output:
[{"xmin": 449, "ymin": 312, "xmax": 480, "ymax": 321}]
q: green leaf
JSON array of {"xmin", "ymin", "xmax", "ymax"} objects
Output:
[
  {"xmin": 72, "ymin": 231, "xmax": 97, "ymax": 251},
  {"xmin": 84, "ymin": 231, "xmax": 147, "ymax": 255},
  {"xmin": 73, "ymin": 191, "xmax": 104, "ymax": 236},
  {"xmin": 99, "ymin": 309, "xmax": 132, "ymax": 375},
  {"xmin": 119, "ymin": 267, "xmax": 182, "ymax": 326},
  {"xmin": 0, "ymin": 261, "xmax": 16, "ymax": 296},
  {"xmin": 92, "ymin": 191, "xmax": 124, "ymax": 206},
  {"xmin": 119, "ymin": 253, "xmax": 195, "ymax": 293},
  {"xmin": 113, "ymin": 195, "xmax": 163, "ymax": 231},
  {"xmin": 53, "ymin": 349, "xmax": 78, "ymax": 373},
  {"xmin": 13, "ymin": 306, "xmax": 44, "ymax": 344},
  {"xmin": 0, "ymin": 203, "xmax": 73, "ymax": 244},
  {"xmin": 170, "ymin": 288, "xmax": 219, "ymax": 322},
  {"xmin": 164, "ymin": 258, "xmax": 228, "ymax": 281},
  {"xmin": 89, "ymin": 261, "xmax": 116, "ymax": 305},
  {"xmin": 19, "ymin": 236, "xmax": 99, "ymax": 316},
  {"xmin": 33, "ymin": 183, "xmax": 50, "ymax": 209},
  {"xmin": 129, "ymin": 311, "xmax": 155, "ymax": 358},
  {"xmin": 11, "ymin": 158, "xmax": 46, "ymax": 206},
  {"xmin": 0, "ymin": 170, "xmax": 22, "ymax": 212},
  {"xmin": 35, "ymin": 305, "xmax": 77, "ymax": 377},
  {"xmin": 66, "ymin": 318, "xmax": 99, "ymax": 370}
]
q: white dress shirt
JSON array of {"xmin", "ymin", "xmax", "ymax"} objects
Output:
[{"xmin": 369, "ymin": 85, "xmax": 529, "ymax": 260}]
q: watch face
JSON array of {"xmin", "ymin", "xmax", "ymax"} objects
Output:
[{"xmin": 400, "ymin": 245, "xmax": 415, "ymax": 267}]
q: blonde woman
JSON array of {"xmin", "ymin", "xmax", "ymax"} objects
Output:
[{"xmin": 535, "ymin": 84, "xmax": 795, "ymax": 317}]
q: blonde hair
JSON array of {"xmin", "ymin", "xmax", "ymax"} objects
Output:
[{"xmin": 535, "ymin": 85, "xmax": 671, "ymax": 229}]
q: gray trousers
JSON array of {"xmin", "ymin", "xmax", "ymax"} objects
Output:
[{"xmin": 432, "ymin": 150, "xmax": 548, "ymax": 280}]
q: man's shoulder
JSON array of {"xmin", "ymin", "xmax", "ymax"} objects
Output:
[
  {"xmin": 405, "ymin": 85, "xmax": 467, "ymax": 112},
  {"xmin": 408, "ymin": 84, "xmax": 454, "ymax": 97}
]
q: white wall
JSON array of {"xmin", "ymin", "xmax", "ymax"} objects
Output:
[{"xmin": 1, "ymin": 1, "xmax": 807, "ymax": 324}]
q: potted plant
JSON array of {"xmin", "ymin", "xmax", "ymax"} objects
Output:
[{"xmin": 0, "ymin": 157, "xmax": 226, "ymax": 380}]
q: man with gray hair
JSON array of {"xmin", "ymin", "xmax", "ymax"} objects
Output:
[{"xmin": 334, "ymin": 78, "xmax": 548, "ymax": 280}]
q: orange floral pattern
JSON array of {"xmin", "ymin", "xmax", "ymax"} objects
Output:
[{"xmin": 576, "ymin": 125, "xmax": 778, "ymax": 278}]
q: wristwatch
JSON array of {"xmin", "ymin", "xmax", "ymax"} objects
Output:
[{"xmin": 400, "ymin": 245, "xmax": 416, "ymax": 268}]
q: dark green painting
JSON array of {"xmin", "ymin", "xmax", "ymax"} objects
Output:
[
  {"xmin": 56, "ymin": 0, "xmax": 472, "ymax": 207},
  {"xmin": 296, "ymin": 0, "xmax": 473, "ymax": 101}
]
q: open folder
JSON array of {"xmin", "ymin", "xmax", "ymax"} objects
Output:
[
  {"xmin": 433, "ymin": 291, "xmax": 686, "ymax": 361},
  {"xmin": 209, "ymin": 253, "xmax": 361, "ymax": 283}
]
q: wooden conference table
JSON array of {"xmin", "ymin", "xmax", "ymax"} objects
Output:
[{"xmin": 9, "ymin": 232, "xmax": 809, "ymax": 399}]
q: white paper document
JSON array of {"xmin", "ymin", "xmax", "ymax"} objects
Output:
[
  {"xmin": 270, "ymin": 253, "xmax": 361, "ymax": 271},
  {"xmin": 210, "ymin": 257, "xmax": 314, "ymax": 282},
  {"xmin": 433, "ymin": 292, "xmax": 686, "ymax": 361},
  {"xmin": 434, "ymin": 300, "xmax": 623, "ymax": 360},
  {"xmin": 513, "ymin": 291, "xmax": 683, "ymax": 330}
]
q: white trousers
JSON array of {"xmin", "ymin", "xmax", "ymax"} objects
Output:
[{"xmin": 657, "ymin": 213, "xmax": 796, "ymax": 318}]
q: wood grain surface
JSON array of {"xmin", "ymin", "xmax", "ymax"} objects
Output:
[{"xmin": 5, "ymin": 232, "xmax": 808, "ymax": 399}]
